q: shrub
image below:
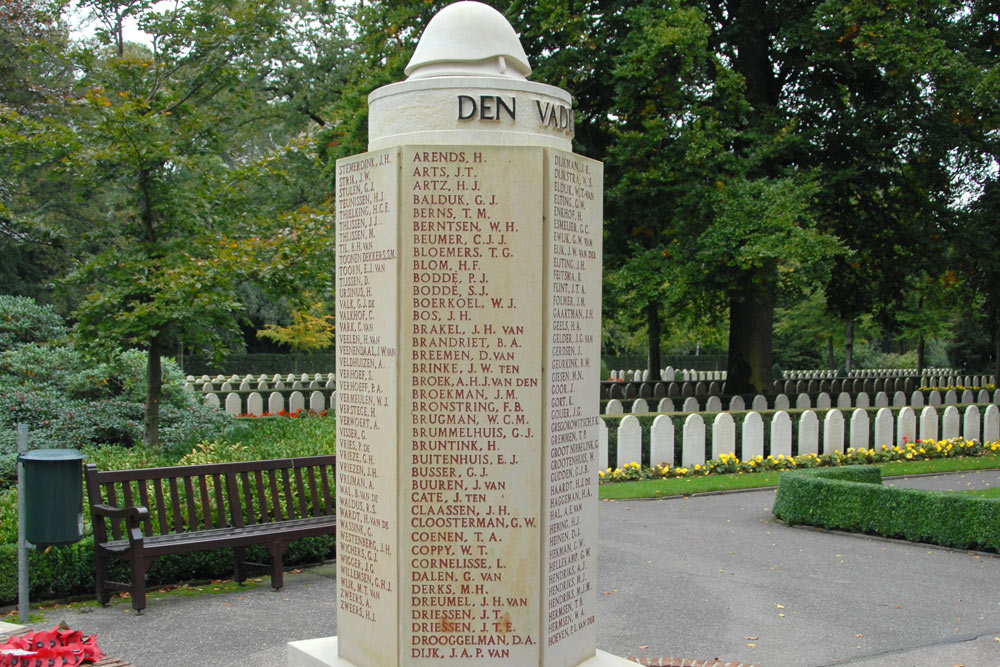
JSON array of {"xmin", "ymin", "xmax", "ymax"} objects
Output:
[
  {"xmin": 772, "ymin": 466, "xmax": 1000, "ymax": 552},
  {"xmin": 0, "ymin": 296, "xmax": 66, "ymax": 348}
]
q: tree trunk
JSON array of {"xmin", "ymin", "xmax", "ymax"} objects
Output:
[
  {"xmin": 994, "ymin": 334, "xmax": 999, "ymax": 385},
  {"xmin": 844, "ymin": 319, "xmax": 855, "ymax": 374},
  {"xmin": 646, "ymin": 301, "xmax": 661, "ymax": 382},
  {"xmin": 916, "ymin": 334, "xmax": 926, "ymax": 376},
  {"xmin": 144, "ymin": 334, "xmax": 163, "ymax": 449},
  {"xmin": 826, "ymin": 335, "xmax": 834, "ymax": 370},
  {"xmin": 725, "ymin": 291, "xmax": 774, "ymax": 395}
]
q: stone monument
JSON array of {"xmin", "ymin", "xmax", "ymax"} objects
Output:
[{"xmin": 288, "ymin": 2, "xmax": 629, "ymax": 665}]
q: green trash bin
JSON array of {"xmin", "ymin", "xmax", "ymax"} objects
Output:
[{"xmin": 19, "ymin": 449, "xmax": 87, "ymax": 546}]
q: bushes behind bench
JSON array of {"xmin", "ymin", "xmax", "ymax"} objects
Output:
[
  {"xmin": 773, "ymin": 466, "xmax": 1000, "ymax": 552},
  {"xmin": 0, "ymin": 534, "xmax": 335, "ymax": 606}
]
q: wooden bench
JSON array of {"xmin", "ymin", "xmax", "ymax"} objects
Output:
[{"xmin": 84, "ymin": 455, "xmax": 336, "ymax": 613}]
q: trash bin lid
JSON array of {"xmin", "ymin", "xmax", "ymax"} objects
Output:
[{"xmin": 19, "ymin": 449, "xmax": 87, "ymax": 462}]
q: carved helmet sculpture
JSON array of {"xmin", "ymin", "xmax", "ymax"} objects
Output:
[{"xmin": 404, "ymin": 1, "xmax": 532, "ymax": 80}]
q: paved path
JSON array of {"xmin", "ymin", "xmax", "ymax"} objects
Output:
[
  {"xmin": 597, "ymin": 470, "xmax": 1000, "ymax": 666},
  {"xmin": 11, "ymin": 470, "xmax": 1000, "ymax": 666}
]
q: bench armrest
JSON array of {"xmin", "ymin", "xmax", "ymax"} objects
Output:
[{"xmin": 91, "ymin": 504, "xmax": 149, "ymax": 547}]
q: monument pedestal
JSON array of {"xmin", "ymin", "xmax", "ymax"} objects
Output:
[
  {"xmin": 288, "ymin": 638, "xmax": 637, "ymax": 667},
  {"xmin": 290, "ymin": 3, "xmax": 623, "ymax": 666}
]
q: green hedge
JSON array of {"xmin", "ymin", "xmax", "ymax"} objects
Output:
[
  {"xmin": 0, "ymin": 534, "xmax": 335, "ymax": 606},
  {"xmin": 182, "ymin": 353, "xmax": 335, "ymax": 376},
  {"xmin": 772, "ymin": 466, "xmax": 1000, "ymax": 552}
]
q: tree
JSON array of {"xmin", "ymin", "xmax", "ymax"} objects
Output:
[
  {"xmin": 1, "ymin": 0, "xmax": 342, "ymax": 446},
  {"xmin": 257, "ymin": 300, "xmax": 335, "ymax": 352}
]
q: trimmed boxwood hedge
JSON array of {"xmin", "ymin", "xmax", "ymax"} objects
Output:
[
  {"xmin": 772, "ymin": 466, "xmax": 1000, "ymax": 552},
  {"xmin": 0, "ymin": 534, "xmax": 335, "ymax": 606}
]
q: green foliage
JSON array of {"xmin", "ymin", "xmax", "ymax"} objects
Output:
[
  {"xmin": 257, "ymin": 302, "xmax": 335, "ymax": 352},
  {"xmin": 773, "ymin": 466, "xmax": 1000, "ymax": 552},
  {"xmin": 0, "ymin": 298, "xmax": 240, "ymax": 486},
  {"xmin": 0, "ymin": 295, "xmax": 67, "ymax": 348}
]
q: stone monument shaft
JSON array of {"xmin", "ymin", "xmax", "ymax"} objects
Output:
[{"xmin": 315, "ymin": 3, "xmax": 617, "ymax": 666}]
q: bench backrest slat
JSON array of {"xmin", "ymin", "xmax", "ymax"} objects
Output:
[
  {"xmin": 213, "ymin": 473, "xmax": 226, "ymax": 530},
  {"xmin": 105, "ymin": 483, "xmax": 123, "ymax": 540},
  {"xmin": 239, "ymin": 471, "xmax": 255, "ymax": 526},
  {"xmin": 198, "ymin": 476, "xmax": 213, "ymax": 530},
  {"xmin": 268, "ymin": 470, "xmax": 283, "ymax": 522},
  {"xmin": 281, "ymin": 469, "xmax": 294, "ymax": 520},
  {"xmin": 183, "ymin": 477, "xmax": 198, "ymax": 531},
  {"xmin": 121, "ymin": 482, "xmax": 135, "ymax": 520},
  {"xmin": 226, "ymin": 473, "xmax": 244, "ymax": 528},
  {"xmin": 168, "ymin": 477, "xmax": 183, "ymax": 533},
  {"xmin": 254, "ymin": 470, "xmax": 270, "ymax": 523},
  {"xmin": 152, "ymin": 479, "xmax": 169, "ymax": 535},
  {"xmin": 306, "ymin": 466, "xmax": 320, "ymax": 517},
  {"xmin": 294, "ymin": 467, "xmax": 308, "ymax": 518},
  {"xmin": 137, "ymin": 481, "xmax": 153, "ymax": 535},
  {"xmin": 319, "ymin": 465, "xmax": 333, "ymax": 516}
]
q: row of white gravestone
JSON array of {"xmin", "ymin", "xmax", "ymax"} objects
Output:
[
  {"xmin": 603, "ymin": 403, "xmax": 1000, "ymax": 471},
  {"xmin": 186, "ymin": 378, "xmax": 336, "ymax": 393},
  {"xmin": 204, "ymin": 389, "xmax": 335, "ymax": 416},
  {"xmin": 185, "ymin": 372, "xmax": 335, "ymax": 386},
  {"xmin": 609, "ymin": 367, "xmax": 969, "ymax": 384},
  {"xmin": 787, "ymin": 368, "xmax": 956, "ymax": 380},
  {"xmin": 605, "ymin": 388, "xmax": 1000, "ymax": 416},
  {"xmin": 608, "ymin": 368, "xmax": 725, "ymax": 382}
]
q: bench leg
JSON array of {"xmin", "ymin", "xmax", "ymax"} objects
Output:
[
  {"xmin": 234, "ymin": 547, "xmax": 247, "ymax": 584},
  {"xmin": 129, "ymin": 556, "xmax": 153, "ymax": 614},
  {"xmin": 95, "ymin": 550, "xmax": 112, "ymax": 605},
  {"xmin": 267, "ymin": 541, "xmax": 289, "ymax": 590}
]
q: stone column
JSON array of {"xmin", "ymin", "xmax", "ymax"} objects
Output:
[{"xmin": 288, "ymin": 3, "xmax": 628, "ymax": 665}]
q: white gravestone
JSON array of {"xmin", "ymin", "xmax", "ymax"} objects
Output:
[
  {"xmin": 963, "ymin": 405, "xmax": 981, "ymax": 443},
  {"xmin": 682, "ymin": 414, "xmax": 706, "ymax": 467},
  {"xmin": 598, "ymin": 419, "xmax": 609, "ymax": 471},
  {"xmin": 942, "ymin": 405, "xmax": 960, "ymax": 440},
  {"xmin": 617, "ymin": 416, "xmax": 642, "ymax": 469},
  {"xmin": 293, "ymin": 4, "xmax": 622, "ymax": 666},
  {"xmin": 920, "ymin": 406, "xmax": 939, "ymax": 442},
  {"xmin": 850, "ymin": 409, "xmax": 869, "ymax": 450},
  {"xmin": 984, "ymin": 405, "xmax": 1000, "ymax": 443},
  {"xmin": 823, "ymin": 410, "xmax": 845, "ymax": 454},
  {"xmin": 798, "ymin": 411, "xmax": 819, "ymax": 456},
  {"xmin": 770, "ymin": 412, "xmax": 792, "ymax": 458},
  {"xmin": 649, "ymin": 415, "xmax": 674, "ymax": 468},
  {"xmin": 742, "ymin": 412, "xmax": 764, "ymax": 461},
  {"xmin": 897, "ymin": 407, "xmax": 916, "ymax": 446},
  {"xmin": 247, "ymin": 392, "xmax": 263, "ymax": 417},
  {"xmin": 711, "ymin": 413, "xmax": 736, "ymax": 460},
  {"xmin": 873, "ymin": 408, "xmax": 893, "ymax": 448}
]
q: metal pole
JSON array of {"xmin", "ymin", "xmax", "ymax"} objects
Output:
[{"xmin": 16, "ymin": 423, "xmax": 29, "ymax": 624}]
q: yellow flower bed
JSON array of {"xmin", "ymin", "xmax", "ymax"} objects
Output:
[{"xmin": 599, "ymin": 438, "xmax": 1000, "ymax": 483}]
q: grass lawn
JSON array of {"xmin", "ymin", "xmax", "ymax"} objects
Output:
[{"xmin": 598, "ymin": 453, "xmax": 1000, "ymax": 500}]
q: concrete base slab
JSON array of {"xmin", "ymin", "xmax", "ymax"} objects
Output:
[
  {"xmin": 0, "ymin": 622, "xmax": 24, "ymax": 635},
  {"xmin": 287, "ymin": 637, "xmax": 636, "ymax": 667}
]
